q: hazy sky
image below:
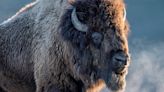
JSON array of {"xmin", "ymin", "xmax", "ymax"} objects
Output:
[
  {"xmin": 0, "ymin": 0, "xmax": 163, "ymax": 92},
  {"xmin": 125, "ymin": 0, "xmax": 164, "ymax": 42}
]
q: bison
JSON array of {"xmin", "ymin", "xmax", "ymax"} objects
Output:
[{"xmin": 0, "ymin": 0, "xmax": 131, "ymax": 92}]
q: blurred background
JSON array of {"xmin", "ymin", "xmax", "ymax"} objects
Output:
[{"xmin": 0, "ymin": 0, "xmax": 163, "ymax": 92}]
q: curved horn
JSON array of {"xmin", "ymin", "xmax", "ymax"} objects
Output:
[
  {"xmin": 123, "ymin": 8, "xmax": 126, "ymax": 21},
  {"xmin": 71, "ymin": 8, "xmax": 88, "ymax": 32}
]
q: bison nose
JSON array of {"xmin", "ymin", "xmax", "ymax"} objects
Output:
[{"xmin": 112, "ymin": 51, "xmax": 129, "ymax": 66}]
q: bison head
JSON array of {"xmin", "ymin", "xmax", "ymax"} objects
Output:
[{"xmin": 60, "ymin": 0, "xmax": 130, "ymax": 91}]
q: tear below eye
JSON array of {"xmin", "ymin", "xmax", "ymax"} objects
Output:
[{"xmin": 91, "ymin": 32, "xmax": 103, "ymax": 48}]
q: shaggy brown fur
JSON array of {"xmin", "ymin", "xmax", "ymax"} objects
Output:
[
  {"xmin": 0, "ymin": 0, "xmax": 130, "ymax": 92},
  {"xmin": 60, "ymin": 0, "xmax": 130, "ymax": 91},
  {"xmin": 63, "ymin": 0, "xmax": 129, "ymax": 52},
  {"xmin": 86, "ymin": 79, "xmax": 107, "ymax": 92}
]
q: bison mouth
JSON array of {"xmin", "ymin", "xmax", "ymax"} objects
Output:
[
  {"xmin": 111, "ymin": 51, "xmax": 130, "ymax": 75},
  {"xmin": 113, "ymin": 66, "xmax": 128, "ymax": 74}
]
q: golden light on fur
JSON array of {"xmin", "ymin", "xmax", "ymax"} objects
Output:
[{"xmin": 86, "ymin": 79, "xmax": 109, "ymax": 92}]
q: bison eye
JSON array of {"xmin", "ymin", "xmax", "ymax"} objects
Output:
[{"xmin": 91, "ymin": 32, "xmax": 103, "ymax": 48}]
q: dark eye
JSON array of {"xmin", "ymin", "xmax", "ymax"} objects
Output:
[{"xmin": 91, "ymin": 32, "xmax": 103, "ymax": 48}]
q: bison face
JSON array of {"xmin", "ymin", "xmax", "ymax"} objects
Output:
[{"xmin": 61, "ymin": 0, "xmax": 131, "ymax": 91}]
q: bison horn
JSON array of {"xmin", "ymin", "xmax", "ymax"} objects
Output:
[
  {"xmin": 123, "ymin": 8, "xmax": 126, "ymax": 21},
  {"xmin": 71, "ymin": 8, "xmax": 88, "ymax": 32}
]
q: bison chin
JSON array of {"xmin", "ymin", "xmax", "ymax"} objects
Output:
[
  {"xmin": 71, "ymin": 52, "xmax": 130, "ymax": 92},
  {"xmin": 73, "ymin": 65, "xmax": 127, "ymax": 92},
  {"xmin": 87, "ymin": 71, "xmax": 128, "ymax": 92},
  {"xmin": 77, "ymin": 61, "xmax": 129, "ymax": 91},
  {"xmin": 84, "ymin": 70, "xmax": 128, "ymax": 92}
]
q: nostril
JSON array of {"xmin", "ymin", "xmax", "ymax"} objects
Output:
[
  {"xmin": 115, "ymin": 57, "xmax": 127, "ymax": 66},
  {"xmin": 115, "ymin": 55, "xmax": 126, "ymax": 62},
  {"xmin": 112, "ymin": 52, "xmax": 128, "ymax": 66}
]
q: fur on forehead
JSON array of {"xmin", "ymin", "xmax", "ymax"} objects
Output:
[
  {"xmin": 69, "ymin": 0, "xmax": 126, "ymax": 32},
  {"xmin": 69, "ymin": 0, "xmax": 125, "ymax": 16}
]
